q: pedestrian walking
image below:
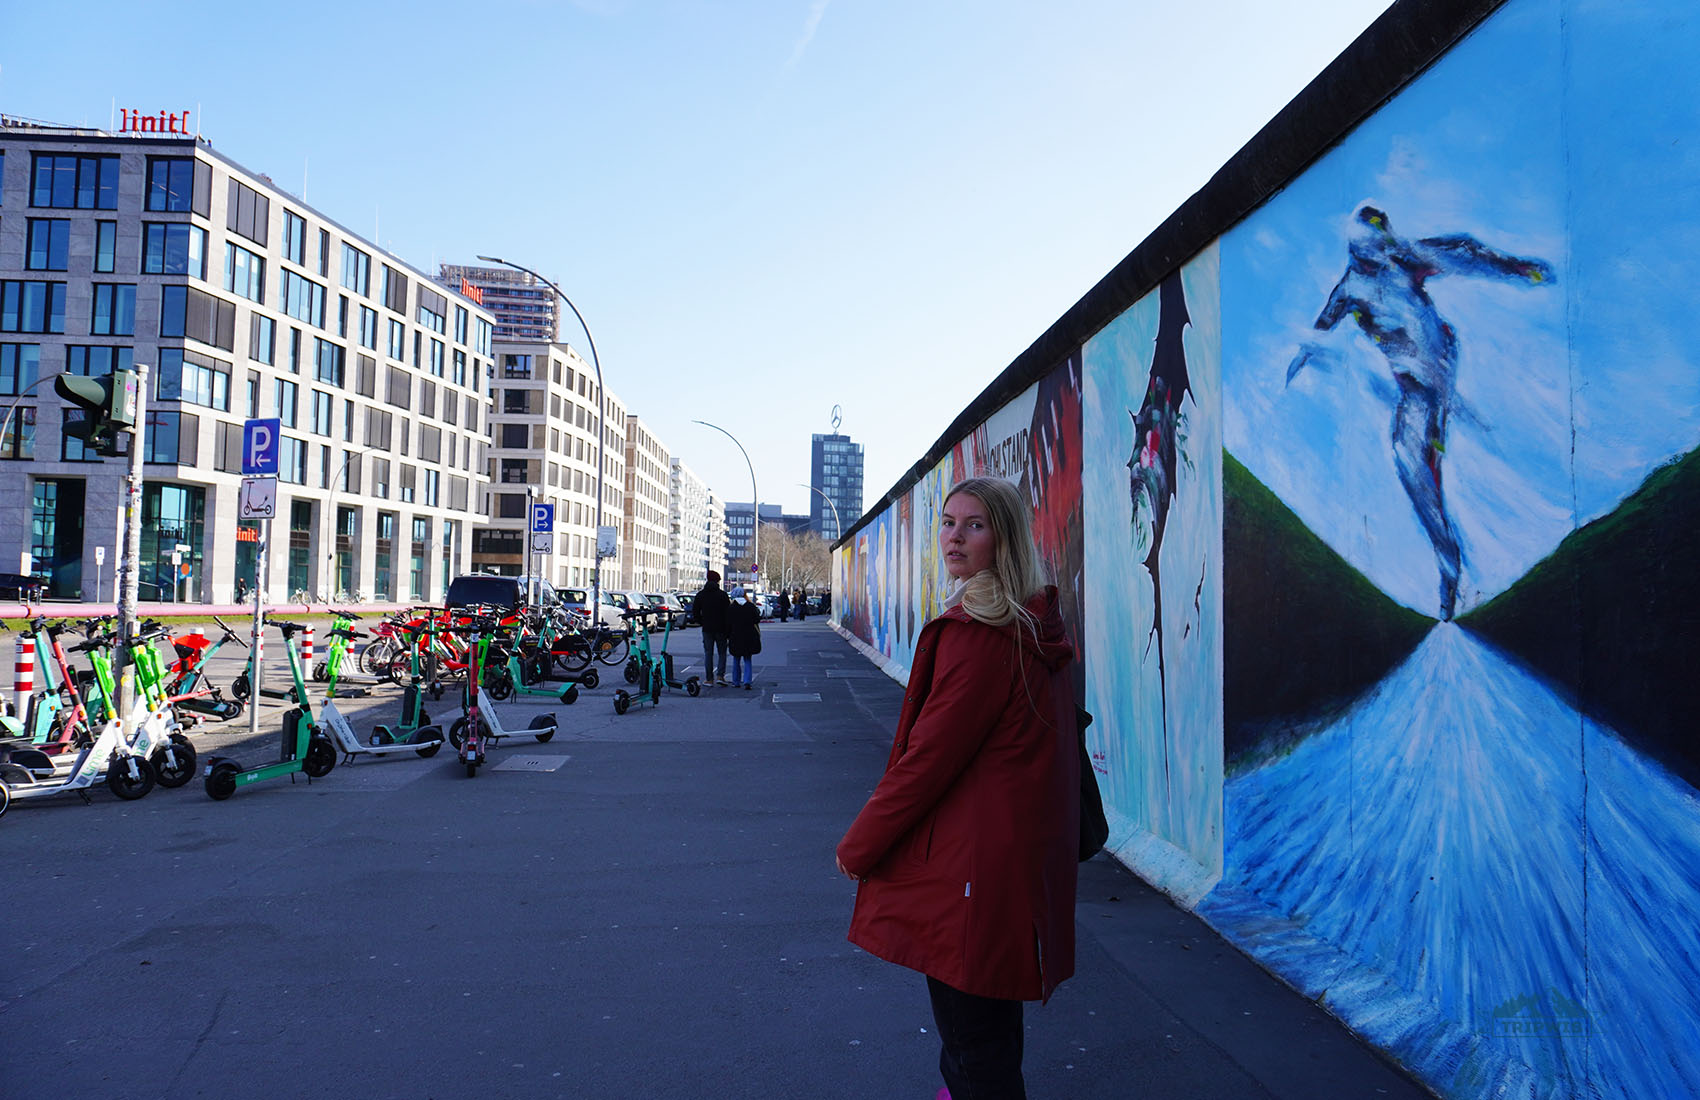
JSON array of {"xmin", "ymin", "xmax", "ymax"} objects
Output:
[
  {"xmin": 693, "ymin": 570, "xmax": 731, "ymax": 686},
  {"xmin": 795, "ymin": 589, "xmax": 807, "ymax": 621},
  {"xmin": 777, "ymin": 588, "xmax": 790, "ymax": 622},
  {"xmin": 836, "ymin": 476, "xmax": 1079, "ymax": 1100},
  {"xmin": 727, "ymin": 587, "xmax": 761, "ymax": 691}
]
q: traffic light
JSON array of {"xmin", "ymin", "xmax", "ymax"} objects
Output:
[{"xmin": 56, "ymin": 369, "xmax": 138, "ymax": 457}]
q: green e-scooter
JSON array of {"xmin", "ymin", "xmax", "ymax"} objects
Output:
[{"xmin": 203, "ymin": 621, "xmax": 337, "ymax": 800}]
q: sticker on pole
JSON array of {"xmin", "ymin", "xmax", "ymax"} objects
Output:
[
  {"xmin": 530, "ymin": 532, "xmax": 553, "ymax": 555},
  {"xmin": 239, "ymin": 477, "xmax": 277, "ymax": 519}
]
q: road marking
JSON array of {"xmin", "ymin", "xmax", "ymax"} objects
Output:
[
  {"xmin": 495, "ymin": 755, "xmax": 572, "ymax": 772},
  {"xmin": 772, "ymin": 693, "xmax": 822, "ymax": 703}
]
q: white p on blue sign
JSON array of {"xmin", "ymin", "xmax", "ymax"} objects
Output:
[
  {"xmin": 242, "ymin": 418, "xmax": 281, "ymax": 475},
  {"xmin": 530, "ymin": 503, "xmax": 554, "ymax": 533}
]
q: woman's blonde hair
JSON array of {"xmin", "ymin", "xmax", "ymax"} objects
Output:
[{"xmin": 944, "ymin": 476, "xmax": 1047, "ymax": 630}]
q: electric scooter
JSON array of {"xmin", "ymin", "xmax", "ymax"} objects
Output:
[
  {"xmin": 370, "ymin": 619, "xmax": 446, "ymax": 753},
  {"xmin": 202, "ymin": 621, "xmax": 337, "ymax": 800},
  {"xmin": 80, "ymin": 620, "xmax": 199, "ymax": 789},
  {"xmin": 484, "ymin": 615, "xmax": 581, "ymax": 706},
  {"xmin": 161, "ymin": 616, "xmax": 247, "ymax": 720},
  {"xmin": 447, "ymin": 611, "xmax": 557, "ymax": 777},
  {"xmin": 0, "ymin": 705, "xmax": 154, "ymax": 817},
  {"xmin": 313, "ymin": 610, "xmax": 381, "ymax": 698}
]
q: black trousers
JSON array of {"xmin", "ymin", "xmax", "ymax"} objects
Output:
[{"xmin": 926, "ymin": 976, "xmax": 1026, "ymax": 1100}]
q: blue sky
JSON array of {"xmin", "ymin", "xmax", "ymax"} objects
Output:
[{"xmin": 2, "ymin": 0, "xmax": 1396, "ymax": 520}]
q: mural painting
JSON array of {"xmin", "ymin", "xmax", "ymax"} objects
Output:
[
  {"xmin": 1209, "ymin": 2, "xmax": 1700, "ymax": 1095},
  {"xmin": 1082, "ymin": 256, "xmax": 1223, "ymax": 899}
]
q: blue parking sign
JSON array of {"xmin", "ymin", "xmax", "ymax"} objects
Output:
[
  {"xmin": 242, "ymin": 418, "xmax": 281, "ymax": 475},
  {"xmin": 530, "ymin": 503, "xmax": 554, "ymax": 533}
]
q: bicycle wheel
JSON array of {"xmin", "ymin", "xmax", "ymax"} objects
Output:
[
  {"xmin": 554, "ymin": 638, "xmax": 592, "ymax": 674},
  {"xmin": 595, "ymin": 631, "xmax": 630, "ymax": 666},
  {"xmin": 359, "ymin": 638, "xmax": 397, "ymax": 678}
]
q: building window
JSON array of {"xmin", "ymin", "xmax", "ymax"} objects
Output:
[
  {"xmin": 1, "ymin": 281, "xmax": 67, "ymax": 334},
  {"xmin": 275, "ymin": 378, "xmax": 298, "ymax": 427},
  {"xmin": 342, "ymin": 244, "xmax": 371, "ymax": 296},
  {"xmin": 359, "ymin": 305, "xmax": 378, "ymax": 351},
  {"xmin": 382, "ymin": 265, "xmax": 408, "ymax": 315},
  {"xmin": 31, "ymin": 154, "xmax": 119, "ymax": 210},
  {"xmin": 282, "ymin": 210, "xmax": 307, "ymax": 265},
  {"xmin": 2, "ymin": 407, "xmax": 35, "ymax": 460},
  {"xmin": 156, "ymin": 348, "xmax": 230, "ymax": 411},
  {"xmin": 143, "ymin": 409, "xmax": 197, "ymax": 465},
  {"xmin": 278, "ymin": 435, "xmax": 307, "ymax": 484},
  {"xmin": 410, "ymin": 518, "xmax": 429, "ymax": 598},
  {"xmin": 1, "ymin": 343, "xmax": 42, "ymax": 394},
  {"xmin": 61, "ymin": 409, "xmax": 103, "ymax": 462},
  {"xmin": 279, "ymin": 270, "xmax": 326, "ymax": 327},
  {"xmin": 366, "ymin": 407, "xmax": 393, "ymax": 450},
  {"xmin": 501, "ymin": 423, "xmax": 529, "ymax": 448},
  {"xmin": 387, "ymin": 319, "xmax": 405, "ymax": 360},
  {"xmin": 430, "ymin": 338, "xmax": 444, "ymax": 377},
  {"xmin": 227, "ymin": 180, "xmax": 269, "ymax": 245},
  {"xmin": 386, "ymin": 366, "xmax": 411, "ymax": 410},
  {"xmin": 145, "ymin": 157, "xmax": 198, "ymax": 213},
  {"xmin": 224, "ymin": 242, "xmax": 265, "ymax": 302},
  {"xmin": 140, "ymin": 484, "xmax": 206, "ymax": 603},
  {"xmin": 314, "ymin": 338, "xmax": 345, "ymax": 386},
  {"xmin": 142, "ymin": 222, "xmax": 207, "ymax": 278},
  {"xmin": 454, "ymin": 306, "xmax": 468, "ymax": 345},
  {"xmin": 317, "ymin": 228, "xmax": 330, "ymax": 278},
  {"xmin": 374, "ymin": 511, "xmax": 395, "ymax": 598},
  {"xmin": 452, "ymin": 349, "xmax": 466, "ymax": 387},
  {"xmin": 25, "ymin": 219, "xmax": 70, "ymax": 271},
  {"xmin": 91, "ymin": 284, "xmax": 137, "ymax": 336},
  {"xmin": 503, "ymin": 354, "xmax": 533, "ymax": 378},
  {"xmin": 311, "ymin": 389, "xmax": 333, "ymax": 436},
  {"xmin": 501, "ymin": 459, "xmax": 528, "ymax": 484},
  {"xmin": 94, "ymin": 221, "xmax": 117, "ymax": 273},
  {"xmin": 424, "ymin": 469, "xmax": 440, "ymax": 507},
  {"xmin": 250, "ymin": 314, "xmax": 275, "ymax": 364}
]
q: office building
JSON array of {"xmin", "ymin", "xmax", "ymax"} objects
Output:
[
  {"xmin": 621, "ymin": 415, "xmax": 670, "ymax": 593},
  {"xmin": 668, "ymin": 459, "xmax": 722, "ymax": 593},
  {"xmin": 439, "ymin": 263, "xmax": 558, "ymax": 343},
  {"xmin": 475, "ymin": 340, "xmax": 627, "ymax": 590},
  {"xmin": 0, "ymin": 115, "xmax": 493, "ymax": 602},
  {"xmin": 723, "ymin": 501, "xmax": 810, "ymax": 581},
  {"xmin": 809, "ymin": 432, "xmax": 863, "ymax": 541}
]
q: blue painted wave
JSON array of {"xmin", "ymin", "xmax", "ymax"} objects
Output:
[{"xmin": 1200, "ymin": 624, "xmax": 1700, "ymax": 1099}]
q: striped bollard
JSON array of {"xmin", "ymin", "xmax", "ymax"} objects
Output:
[
  {"xmin": 304, "ymin": 626, "xmax": 314, "ymax": 669},
  {"xmin": 14, "ymin": 635, "xmax": 34, "ymax": 718}
]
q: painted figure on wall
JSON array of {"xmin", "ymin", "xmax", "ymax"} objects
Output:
[
  {"xmin": 1287, "ymin": 205, "xmax": 1555, "ymax": 619},
  {"xmin": 1127, "ymin": 273, "xmax": 1194, "ymax": 806}
]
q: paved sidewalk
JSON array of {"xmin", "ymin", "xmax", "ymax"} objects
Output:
[{"xmin": 1, "ymin": 620, "xmax": 1428, "ymax": 1099}]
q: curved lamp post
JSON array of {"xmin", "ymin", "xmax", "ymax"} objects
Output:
[
  {"xmin": 476, "ymin": 255, "xmax": 607, "ymax": 622},
  {"xmin": 694, "ymin": 420, "xmax": 757, "ymax": 587},
  {"xmin": 797, "ymin": 482, "xmax": 842, "ymax": 542}
]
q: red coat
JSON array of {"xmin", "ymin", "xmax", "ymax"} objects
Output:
[{"xmin": 837, "ymin": 587, "xmax": 1078, "ymax": 1002}]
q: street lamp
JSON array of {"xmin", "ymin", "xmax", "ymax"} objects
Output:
[
  {"xmin": 694, "ymin": 420, "xmax": 757, "ymax": 588},
  {"xmin": 797, "ymin": 482, "xmax": 842, "ymax": 543},
  {"xmin": 477, "ymin": 255, "xmax": 606, "ymax": 622}
]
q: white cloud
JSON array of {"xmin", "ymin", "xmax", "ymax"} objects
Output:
[{"xmin": 787, "ymin": 0, "xmax": 831, "ymax": 68}]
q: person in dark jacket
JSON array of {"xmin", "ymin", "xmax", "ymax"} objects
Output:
[
  {"xmin": 726, "ymin": 587, "xmax": 762, "ymax": 691},
  {"xmin": 794, "ymin": 588, "xmax": 807, "ymax": 621},
  {"xmin": 837, "ymin": 476, "xmax": 1078, "ymax": 1100},
  {"xmin": 693, "ymin": 571, "xmax": 731, "ymax": 686},
  {"xmin": 777, "ymin": 588, "xmax": 790, "ymax": 622}
]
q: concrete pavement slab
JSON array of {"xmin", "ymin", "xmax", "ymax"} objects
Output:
[{"xmin": 1, "ymin": 619, "xmax": 1428, "ymax": 1099}]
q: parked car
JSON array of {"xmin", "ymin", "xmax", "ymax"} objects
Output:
[
  {"xmin": 561, "ymin": 585, "xmax": 625, "ymax": 630},
  {"xmin": 445, "ymin": 573, "xmax": 559, "ymax": 612}
]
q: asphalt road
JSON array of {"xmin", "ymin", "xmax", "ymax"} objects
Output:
[{"xmin": 0, "ymin": 619, "xmax": 1429, "ymax": 1100}]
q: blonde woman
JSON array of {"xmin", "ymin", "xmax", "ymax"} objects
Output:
[{"xmin": 837, "ymin": 476, "xmax": 1079, "ymax": 1100}]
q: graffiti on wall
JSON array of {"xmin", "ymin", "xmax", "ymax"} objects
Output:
[
  {"xmin": 1082, "ymin": 256, "xmax": 1223, "ymax": 896},
  {"xmin": 836, "ymin": 358, "xmax": 1086, "ymax": 686},
  {"xmin": 1208, "ymin": 2, "xmax": 1700, "ymax": 1096}
]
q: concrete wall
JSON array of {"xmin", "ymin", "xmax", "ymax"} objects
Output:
[{"xmin": 831, "ymin": 1, "xmax": 1700, "ymax": 1096}]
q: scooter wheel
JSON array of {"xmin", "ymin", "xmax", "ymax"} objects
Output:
[
  {"xmin": 0, "ymin": 778, "xmax": 9, "ymax": 819},
  {"xmin": 562, "ymin": 684, "xmax": 579, "ymax": 705},
  {"xmin": 222, "ymin": 697, "xmax": 245, "ymax": 722},
  {"xmin": 529, "ymin": 714, "xmax": 555, "ymax": 743},
  {"xmin": 412, "ymin": 726, "xmax": 442, "ymax": 759},
  {"xmin": 205, "ymin": 760, "xmax": 241, "ymax": 801},
  {"xmin": 486, "ymin": 670, "xmax": 513, "ymax": 702},
  {"xmin": 106, "ymin": 755, "xmax": 156, "ymax": 801},
  {"xmin": 613, "ymin": 691, "xmax": 630, "ymax": 715},
  {"xmin": 624, "ymin": 659, "xmax": 640, "ymax": 684},
  {"xmin": 686, "ymin": 677, "xmax": 701, "ymax": 698},
  {"xmin": 302, "ymin": 738, "xmax": 337, "ymax": 779},
  {"xmin": 580, "ymin": 668, "xmax": 599, "ymax": 690},
  {"xmin": 152, "ymin": 736, "xmax": 197, "ymax": 788},
  {"xmin": 231, "ymin": 674, "xmax": 251, "ymax": 703},
  {"xmin": 312, "ymin": 661, "xmax": 329, "ymax": 683},
  {"xmin": 448, "ymin": 717, "xmax": 466, "ymax": 749},
  {"xmin": 523, "ymin": 654, "xmax": 551, "ymax": 686},
  {"xmin": 466, "ymin": 759, "xmax": 479, "ymax": 778}
]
